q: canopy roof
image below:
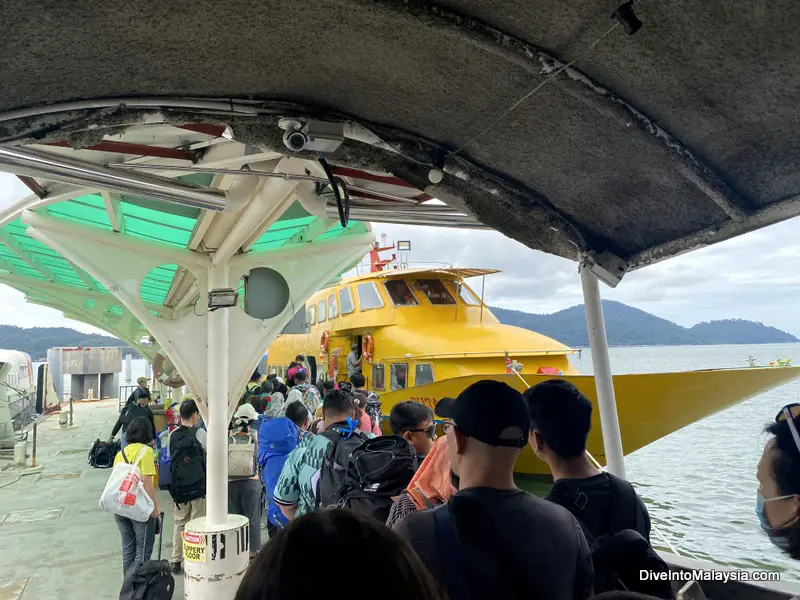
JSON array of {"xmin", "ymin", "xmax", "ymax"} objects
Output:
[{"xmin": 2, "ymin": 1, "xmax": 799, "ymax": 274}]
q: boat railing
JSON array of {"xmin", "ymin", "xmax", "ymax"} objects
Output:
[
  {"xmin": 378, "ymin": 349, "xmax": 576, "ymax": 361},
  {"xmin": 352, "ymin": 260, "xmax": 454, "ymax": 276}
]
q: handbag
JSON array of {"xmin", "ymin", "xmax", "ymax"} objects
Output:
[
  {"xmin": 99, "ymin": 445, "xmax": 155, "ymax": 522},
  {"xmin": 228, "ymin": 432, "xmax": 257, "ymax": 478}
]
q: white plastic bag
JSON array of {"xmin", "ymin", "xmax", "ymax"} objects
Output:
[{"xmin": 98, "ymin": 446, "xmax": 154, "ymax": 522}]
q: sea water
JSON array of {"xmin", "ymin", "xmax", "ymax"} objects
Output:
[
  {"xmin": 65, "ymin": 344, "xmax": 800, "ymax": 579},
  {"xmin": 571, "ymin": 343, "xmax": 800, "ymax": 580}
]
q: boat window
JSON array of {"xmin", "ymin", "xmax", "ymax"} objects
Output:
[
  {"xmin": 415, "ymin": 363, "xmax": 434, "ymax": 386},
  {"xmin": 307, "ymin": 304, "xmax": 316, "ymax": 326},
  {"xmin": 328, "ymin": 294, "xmax": 338, "ymax": 319},
  {"xmin": 372, "ymin": 364, "xmax": 385, "ymax": 391},
  {"xmin": 415, "ymin": 279, "xmax": 456, "ymax": 305},
  {"xmin": 390, "ymin": 363, "xmax": 408, "ymax": 391},
  {"xmin": 357, "ymin": 282, "xmax": 384, "ymax": 310},
  {"xmin": 455, "ymin": 282, "xmax": 481, "ymax": 305},
  {"xmin": 339, "ymin": 287, "xmax": 355, "ymax": 314},
  {"xmin": 384, "ymin": 279, "xmax": 419, "ymax": 306},
  {"xmin": 317, "ymin": 300, "xmax": 326, "ymax": 323}
]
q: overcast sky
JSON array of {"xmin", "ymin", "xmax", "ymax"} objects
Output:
[{"xmin": 3, "ymin": 172, "xmax": 800, "ymax": 337}]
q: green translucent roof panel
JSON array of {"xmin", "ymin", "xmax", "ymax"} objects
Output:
[
  {"xmin": 122, "ymin": 202, "xmax": 196, "ymax": 248},
  {"xmin": 249, "ymin": 216, "xmax": 318, "ymax": 251},
  {"xmin": 140, "ymin": 263, "xmax": 178, "ymax": 305},
  {"xmin": 47, "ymin": 194, "xmax": 113, "ymax": 230}
]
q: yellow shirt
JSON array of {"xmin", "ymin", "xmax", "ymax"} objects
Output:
[{"xmin": 114, "ymin": 443, "xmax": 156, "ymax": 477}]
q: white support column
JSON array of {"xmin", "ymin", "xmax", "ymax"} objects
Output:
[
  {"xmin": 579, "ymin": 260, "xmax": 626, "ymax": 478},
  {"xmin": 183, "ymin": 260, "xmax": 249, "ymax": 600},
  {"xmin": 205, "ymin": 261, "xmax": 230, "ymax": 526}
]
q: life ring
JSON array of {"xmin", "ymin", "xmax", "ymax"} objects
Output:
[
  {"xmin": 320, "ymin": 330, "xmax": 330, "ymax": 353},
  {"xmin": 362, "ymin": 333, "xmax": 375, "ymax": 363}
]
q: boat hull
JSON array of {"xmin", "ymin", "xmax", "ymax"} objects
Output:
[{"xmin": 376, "ymin": 366, "xmax": 800, "ymax": 475}]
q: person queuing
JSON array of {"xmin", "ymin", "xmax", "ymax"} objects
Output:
[
  {"xmin": 124, "ymin": 376, "xmax": 151, "ymax": 407},
  {"xmin": 286, "ymin": 370, "xmax": 321, "ymax": 418},
  {"xmin": 273, "ymin": 389, "xmax": 357, "ymax": 521},
  {"xmin": 234, "ymin": 510, "xmax": 441, "ymax": 600},
  {"xmin": 259, "ymin": 400, "xmax": 310, "ymax": 538},
  {"xmin": 166, "ymin": 398, "xmax": 207, "ymax": 574},
  {"xmin": 111, "ymin": 388, "xmax": 156, "ymax": 451},
  {"xmin": 286, "ymin": 355, "xmax": 306, "ymax": 387},
  {"xmin": 757, "ymin": 403, "xmax": 800, "ymax": 556},
  {"xmin": 525, "ymin": 380, "xmax": 651, "ymax": 539},
  {"xmin": 229, "ymin": 403, "xmax": 262, "ymax": 559},
  {"xmin": 393, "ymin": 380, "xmax": 594, "ymax": 600},
  {"xmin": 112, "ymin": 416, "xmax": 160, "ymax": 575},
  {"xmin": 389, "ymin": 401, "xmax": 436, "ymax": 465},
  {"xmin": 386, "ymin": 435, "xmax": 458, "ymax": 528},
  {"xmin": 355, "ymin": 393, "xmax": 382, "ymax": 436},
  {"xmin": 525, "ymin": 380, "xmax": 670, "ymax": 598}
]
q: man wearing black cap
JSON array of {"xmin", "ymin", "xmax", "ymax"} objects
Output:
[{"xmin": 393, "ymin": 380, "xmax": 594, "ymax": 600}]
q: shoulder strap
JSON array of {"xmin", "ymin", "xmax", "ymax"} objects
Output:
[
  {"xmin": 433, "ymin": 504, "xmax": 472, "ymax": 600},
  {"xmin": 121, "ymin": 447, "xmax": 130, "ymax": 464},
  {"xmin": 606, "ymin": 473, "xmax": 639, "ymax": 533},
  {"xmin": 133, "ymin": 446, "xmax": 148, "ymax": 467}
]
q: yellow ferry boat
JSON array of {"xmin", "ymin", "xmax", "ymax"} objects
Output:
[{"xmin": 265, "ymin": 266, "xmax": 800, "ymax": 475}]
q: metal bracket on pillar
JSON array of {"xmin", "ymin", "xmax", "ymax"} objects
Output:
[{"xmin": 579, "ymin": 254, "xmax": 626, "ymax": 478}]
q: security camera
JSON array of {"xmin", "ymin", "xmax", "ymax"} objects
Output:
[
  {"xmin": 284, "ymin": 129, "xmax": 308, "ymax": 152},
  {"xmin": 278, "ymin": 118, "xmax": 344, "ymax": 153}
]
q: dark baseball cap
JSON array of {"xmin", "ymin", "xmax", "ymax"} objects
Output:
[{"xmin": 436, "ymin": 380, "xmax": 529, "ymax": 448}]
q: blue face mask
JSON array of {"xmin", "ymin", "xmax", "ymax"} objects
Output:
[{"xmin": 756, "ymin": 492, "xmax": 792, "ymax": 550}]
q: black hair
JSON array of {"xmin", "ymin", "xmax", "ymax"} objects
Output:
[
  {"xmin": 350, "ymin": 372, "xmax": 366, "ymax": 388},
  {"xmin": 179, "ymin": 398, "xmax": 200, "ymax": 421},
  {"xmin": 234, "ymin": 509, "xmax": 441, "ymax": 600},
  {"xmin": 251, "ymin": 370, "xmax": 261, "ymax": 382},
  {"xmin": 277, "ymin": 383, "xmax": 289, "ymax": 397},
  {"xmin": 267, "ymin": 374, "xmax": 277, "ymax": 381},
  {"xmin": 285, "ymin": 401, "xmax": 310, "ymax": 428},
  {"xmin": 125, "ymin": 416, "xmax": 154, "ymax": 445},
  {"xmin": 294, "ymin": 369, "xmax": 308, "ymax": 382},
  {"xmin": 322, "ymin": 380, "xmax": 335, "ymax": 392},
  {"xmin": 322, "ymin": 389, "xmax": 354, "ymax": 417},
  {"xmin": 250, "ymin": 396, "xmax": 266, "ymax": 414},
  {"xmin": 260, "ymin": 380, "xmax": 274, "ymax": 394},
  {"xmin": 389, "ymin": 402, "xmax": 433, "ymax": 435},
  {"xmin": 295, "ymin": 354, "xmax": 305, "ymax": 362},
  {"xmin": 354, "ymin": 392, "xmax": 368, "ymax": 410},
  {"xmin": 524, "ymin": 379, "xmax": 592, "ymax": 459},
  {"xmin": 763, "ymin": 417, "xmax": 800, "ymax": 558}
]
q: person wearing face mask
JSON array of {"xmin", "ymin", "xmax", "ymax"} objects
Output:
[{"xmin": 756, "ymin": 404, "xmax": 800, "ymax": 556}]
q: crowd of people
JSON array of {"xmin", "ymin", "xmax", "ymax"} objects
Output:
[{"xmin": 104, "ymin": 359, "xmax": 800, "ymax": 599}]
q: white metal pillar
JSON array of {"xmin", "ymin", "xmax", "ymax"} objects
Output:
[
  {"xmin": 205, "ymin": 262, "xmax": 230, "ymax": 526},
  {"xmin": 579, "ymin": 260, "xmax": 626, "ymax": 478}
]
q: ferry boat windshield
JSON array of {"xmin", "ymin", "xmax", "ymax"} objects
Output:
[
  {"xmin": 416, "ymin": 279, "xmax": 456, "ymax": 305},
  {"xmin": 385, "ymin": 280, "xmax": 419, "ymax": 306}
]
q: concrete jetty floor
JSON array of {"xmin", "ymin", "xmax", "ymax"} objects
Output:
[{"xmin": 0, "ymin": 400, "xmax": 196, "ymax": 600}]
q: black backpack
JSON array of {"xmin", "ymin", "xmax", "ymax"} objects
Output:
[
  {"xmin": 550, "ymin": 474, "xmax": 673, "ymax": 599},
  {"xmin": 316, "ymin": 425, "xmax": 370, "ymax": 510},
  {"xmin": 169, "ymin": 427, "xmax": 206, "ymax": 505},
  {"xmin": 339, "ymin": 435, "xmax": 418, "ymax": 521},
  {"xmin": 89, "ymin": 438, "xmax": 119, "ymax": 468}
]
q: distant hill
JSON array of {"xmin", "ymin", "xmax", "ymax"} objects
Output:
[
  {"xmin": 0, "ymin": 326, "xmax": 136, "ymax": 360},
  {"xmin": 491, "ymin": 301, "xmax": 799, "ymax": 347}
]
